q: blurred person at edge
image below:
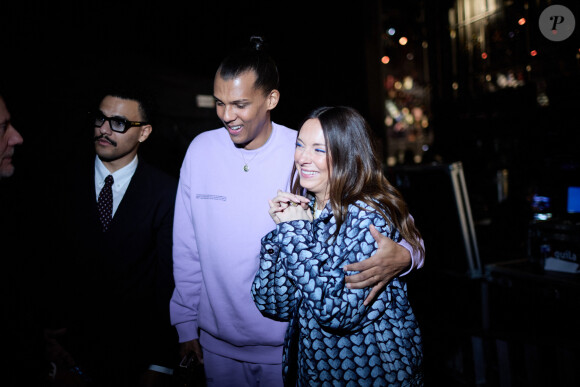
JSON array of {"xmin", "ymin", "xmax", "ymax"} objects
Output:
[
  {"xmin": 0, "ymin": 94, "xmax": 23, "ymax": 179},
  {"xmin": 1, "ymin": 93, "xmax": 48, "ymax": 387}
]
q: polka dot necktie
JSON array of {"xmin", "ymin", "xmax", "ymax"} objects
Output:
[{"xmin": 97, "ymin": 175, "xmax": 114, "ymax": 232}]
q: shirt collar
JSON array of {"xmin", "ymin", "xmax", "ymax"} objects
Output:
[{"xmin": 94, "ymin": 155, "xmax": 139, "ymax": 189}]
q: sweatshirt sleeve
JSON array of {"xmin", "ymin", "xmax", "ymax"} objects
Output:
[
  {"xmin": 169, "ymin": 150, "xmax": 202, "ymax": 343},
  {"xmin": 398, "ymin": 214, "xmax": 425, "ymax": 276}
]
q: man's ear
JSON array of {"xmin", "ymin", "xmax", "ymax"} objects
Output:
[
  {"xmin": 266, "ymin": 89, "xmax": 280, "ymax": 111},
  {"xmin": 138, "ymin": 125, "xmax": 152, "ymax": 143}
]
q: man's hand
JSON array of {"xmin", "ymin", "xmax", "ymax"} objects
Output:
[
  {"xmin": 179, "ymin": 339, "xmax": 204, "ymax": 365},
  {"xmin": 344, "ymin": 225, "xmax": 411, "ymax": 305}
]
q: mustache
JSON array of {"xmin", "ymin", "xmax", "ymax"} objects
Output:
[{"xmin": 94, "ymin": 134, "xmax": 117, "ymax": 147}]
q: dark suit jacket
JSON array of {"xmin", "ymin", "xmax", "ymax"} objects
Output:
[{"xmin": 49, "ymin": 157, "xmax": 178, "ymax": 386}]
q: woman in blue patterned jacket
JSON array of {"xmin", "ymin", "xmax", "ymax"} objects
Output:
[{"xmin": 251, "ymin": 106, "xmax": 425, "ymax": 386}]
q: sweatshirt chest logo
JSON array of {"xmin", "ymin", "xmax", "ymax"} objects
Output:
[{"xmin": 196, "ymin": 194, "xmax": 227, "ymax": 201}]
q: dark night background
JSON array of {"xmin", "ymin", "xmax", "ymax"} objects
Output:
[
  {"xmin": 1, "ymin": 1, "xmax": 384, "ymax": 176},
  {"xmin": 2, "ymin": 1, "xmax": 580, "ymax": 385}
]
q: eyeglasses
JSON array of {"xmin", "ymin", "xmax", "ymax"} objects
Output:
[{"xmin": 92, "ymin": 112, "xmax": 149, "ymax": 133}]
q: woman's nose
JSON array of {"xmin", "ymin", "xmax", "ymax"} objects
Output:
[{"xmin": 296, "ymin": 149, "xmax": 312, "ymax": 164}]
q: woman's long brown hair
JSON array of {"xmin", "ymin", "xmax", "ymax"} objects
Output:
[{"xmin": 290, "ymin": 106, "xmax": 424, "ymax": 257}]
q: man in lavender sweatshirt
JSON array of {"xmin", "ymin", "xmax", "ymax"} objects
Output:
[{"xmin": 170, "ymin": 36, "xmax": 425, "ymax": 386}]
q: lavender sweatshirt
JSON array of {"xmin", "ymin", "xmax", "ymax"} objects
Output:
[
  {"xmin": 170, "ymin": 123, "xmax": 298, "ymax": 363},
  {"xmin": 170, "ymin": 122, "xmax": 424, "ymax": 364}
]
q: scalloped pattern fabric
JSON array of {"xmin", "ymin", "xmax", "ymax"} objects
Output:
[{"xmin": 252, "ymin": 202, "xmax": 423, "ymax": 386}]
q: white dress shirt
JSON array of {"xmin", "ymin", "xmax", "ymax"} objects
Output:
[{"xmin": 94, "ymin": 155, "xmax": 138, "ymax": 217}]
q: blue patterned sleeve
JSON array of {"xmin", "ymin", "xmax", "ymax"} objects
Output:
[
  {"xmin": 281, "ymin": 205, "xmax": 401, "ymax": 332},
  {"xmin": 251, "ymin": 227, "xmax": 301, "ymax": 320}
]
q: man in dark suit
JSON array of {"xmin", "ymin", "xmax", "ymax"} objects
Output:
[
  {"xmin": 1, "ymin": 92, "xmax": 48, "ymax": 386},
  {"xmin": 45, "ymin": 87, "xmax": 179, "ymax": 386}
]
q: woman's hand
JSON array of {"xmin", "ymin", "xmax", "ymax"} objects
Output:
[{"xmin": 269, "ymin": 190, "xmax": 312, "ymax": 224}]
